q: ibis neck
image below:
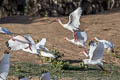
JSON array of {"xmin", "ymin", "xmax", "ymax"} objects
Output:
[
  {"xmin": 66, "ymin": 37, "xmax": 74, "ymax": 43},
  {"xmin": 95, "ymin": 37, "xmax": 100, "ymax": 41},
  {"xmin": 58, "ymin": 19, "xmax": 64, "ymax": 27}
]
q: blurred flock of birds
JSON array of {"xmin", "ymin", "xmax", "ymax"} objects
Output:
[{"xmin": 0, "ymin": 7, "xmax": 115, "ymax": 80}]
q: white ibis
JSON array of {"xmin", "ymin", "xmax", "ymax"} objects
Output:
[
  {"xmin": 56, "ymin": 7, "xmax": 87, "ymax": 46},
  {"xmin": 64, "ymin": 31, "xmax": 87, "ymax": 48},
  {"xmin": 0, "ymin": 50, "xmax": 10, "ymax": 80},
  {"xmin": 93, "ymin": 37, "xmax": 114, "ymax": 52},
  {"xmin": 82, "ymin": 41, "xmax": 105, "ymax": 70},
  {"xmin": 40, "ymin": 72, "xmax": 50, "ymax": 80},
  {"xmin": 56, "ymin": 7, "xmax": 82, "ymax": 32},
  {"xmin": 0, "ymin": 27, "xmax": 32, "ymax": 51},
  {"xmin": 22, "ymin": 35, "xmax": 38, "ymax": 55},
  {"xmin": 22, "ymin": 37, "xmax": 56, "ymax": 58}
]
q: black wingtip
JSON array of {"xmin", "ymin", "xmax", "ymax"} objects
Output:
[{"xmin": 5, "ymin": 41, "xmax": 11, "ymax": 50}]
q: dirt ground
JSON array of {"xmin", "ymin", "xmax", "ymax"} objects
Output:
[{"xmin": 0, "ymin": 9, "xmax": 120, "ymax": 79}]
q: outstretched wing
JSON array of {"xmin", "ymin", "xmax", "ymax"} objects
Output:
[
  {"xmin": 91, "ymin": 42, "xmax": 104, "ymax": 61},
  {"xmin": 89, "ymin": 42, "xmax": 97, "ymax": 60},
  {"xmin": 0, "ymin": 27, "xmax": 12, "ymax": 35},
  {"xmin": 74, "ymin": 31, "xmax": 87, "ymax": 42},
  {"xmin": 24, "ymin": 34, "xmax": 35, "ymax": 44},
  {"xmin": 23, "ymin": 35, "xmax": 38, "ymax": 54},
  {"xmin": 36, "ymin": 38, "xmax": 46, "ymax": 49},
  {"xmin": 0, "ymin": 52, "xmax": 10, "ymax": 80},
  {"xmin": 68, "ymin": 7, "xmax": 82, "ymax": 28}
]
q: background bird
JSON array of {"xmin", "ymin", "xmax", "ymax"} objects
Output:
[
  {"xmin": 0, "ymin": 50, "xmax": 10, "ymax": 80},
  {"xmin": 93, "ymin": 37, "xmax": 114, "ymax": 53}
]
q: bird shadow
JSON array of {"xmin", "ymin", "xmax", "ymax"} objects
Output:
[
  {"xmin": 63, "ymin": 59, "xmax": 83, "ymax": 64},
  {"xmin": 59, "ymin": 59, "xmax": 103, "ymax": 71}
]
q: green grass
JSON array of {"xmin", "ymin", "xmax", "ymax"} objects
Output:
[{"xmin": 9, "ymin": 61, "xmax": 120, "ymax": 80}]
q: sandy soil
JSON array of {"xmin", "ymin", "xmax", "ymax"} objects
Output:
[{"xmin": 0, "ymin": 10, "xmax": 120, "ymax": 79}]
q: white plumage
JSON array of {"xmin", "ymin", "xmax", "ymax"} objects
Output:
[
  {"xmin": 0, "ymin": 27, "xmax": 31, "ymax": 51},
  {"xmin": 64, "ymin": 31, "xmax": 87, "ymax": 47},
  {"xmin": 0, "ymin": 51, "xmax": 10, "ymax": 80},
  {"xmin": 56, "ymin": 8, "xmax": 87, "ymax": 47},
  {"xmin": 40, "ymin": 72, "xmax": 50, "ymax": 80},
  {"xmin": 36, "ymin": 38, "xmax": 48, "ymax": 50},
  {"xmin": 94, "ymin": 37, "xmax": 114, "ymax": 52},
  {"xmin": 57, "ymin": 7, "xmax": 82, "ymax": 32},
  {"xmin": 22, "ymin": 35, "xmax": 38, "ymax": 54},
  {"xmin": 6, "ymin": 35, "xmax": 30, "ymax": 50},
  {"xmin": 22, "ymin": 38, "xmax": 56, "ymax": 58},
  {"xmin": 36, "ymin": 38, "xmax": 56, "ymax": 58},
  {"xmin": 82, "ymin": 41, "xmax": 104, "ymax": 67}
]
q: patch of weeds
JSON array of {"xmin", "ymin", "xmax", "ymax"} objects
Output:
[
  {"xmin": 8, "ymin": 49, "xmax": 120, "ymax": 80},
  {"xmin": 51, "ymin": 60, "xmax": 70, "ymax": 72},
  {"xmin": 51, "ymin": 49, "xmax": 64, "ymax": 59},
  {"xmin": 40, "ymin": 49, "xmax": 64, "ymax": 63},
  {"xmin": 79, "ymin": 62, "xmax": 88, "ymax": 70},
  {"xmin": 9, "ymin": 61, "xmax": 120, "ymax": 80}
]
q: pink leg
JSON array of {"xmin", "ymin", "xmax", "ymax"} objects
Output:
[
  {"xmin": 29, "ymin": 43, "xmax": 32, "ymax": 51},
  {"xmin": 74, "ymin": 32, "xmax": 77, "ymax": 42}
]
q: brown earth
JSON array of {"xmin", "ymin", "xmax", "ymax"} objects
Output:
[{"xmin": 0, "ymin": 10, "xmax": 120, "ymax": 79}]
